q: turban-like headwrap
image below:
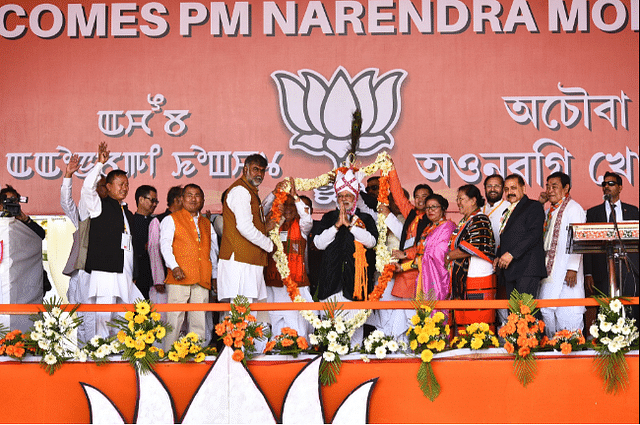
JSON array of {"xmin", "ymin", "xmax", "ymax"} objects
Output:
[{"xmin": 334, "ymin": 169, "xmax": 364, "ymax": 215}]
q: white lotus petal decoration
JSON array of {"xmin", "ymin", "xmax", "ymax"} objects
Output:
[
  {"xmin": 80, "ymin": 383, "xmax": 126, "ymax": 424},
  {"xmin": 331, "ymin": 379, "xmax": 378, "ymax": 424},
  {"xmin": 136, "ymin": 368, "xmax": 176, "ymax": 424},
  {"xmin": 272, "ymin": 66, "xmax": 407, "ymax": 167},
  {"xmin": 281, "ymin": 356, "xmax": 324, "ymax": 424}
]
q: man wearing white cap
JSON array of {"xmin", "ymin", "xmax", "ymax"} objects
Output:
[{"xmin": 313, "ymin": 169, "xmax": 378, "ymax": 342}]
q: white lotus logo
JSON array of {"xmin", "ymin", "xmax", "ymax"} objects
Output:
[
  {"xmin": 272, "ymin": 66, "xmax": 407, "ymax": 167},
  {"xmin": 81, "ymin": 347, "xmax": 377, "ymax": 423}
]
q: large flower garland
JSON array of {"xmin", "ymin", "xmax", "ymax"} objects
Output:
[{"xmin": 267, "ymin": 151, "xmax": 395, "ymax": 309}]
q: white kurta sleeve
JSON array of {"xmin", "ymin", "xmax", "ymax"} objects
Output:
[
  {"xmin": 384, "ymin": 213, "xmax": 404, "ymax": 240},
  {"xmin": 295, "ymin": 199, "xmax": 313, "ymax": 238},
  {"xmin": 261, "ymin": 192, "xmax": 276, "ymax": 215},
  {"xmin": 160, "ymin": 216, "xmax": 179, "ymax": 271},
  {"xmin": 148, "ymin": 218, "xmax": 165, "ymax": 286},
  {"xmin": 210, "ymin": 225, "xmax": 219, "ymax": 279},
  {"xmin": 81, "ymin": 162, "xmax": 104, "ymax": 219},
  {"xmin": 60, "ymin": 177, "xmax": 79, "ymax": 228},
  {"xmin": 565, "ymin": 203, "xmax": 586, "ymax": 272},
  {"xmin": 314, "ymin": 226, "xmax": 338, "ymax": 250},
  {"xmin": 350, "ymin": 225, "xmax": 377, "ymax": 248},
  {"xmin": 226, "ymin": 186, "xmax": 274, "ymax": 253}
]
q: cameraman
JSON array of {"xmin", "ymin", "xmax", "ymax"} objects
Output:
[{"xmin": 0, "ymin": 185, "xmax": 45, "ymax": 240}]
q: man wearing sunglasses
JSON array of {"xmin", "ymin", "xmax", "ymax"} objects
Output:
[
  {"xmin": 133, "ymin": 185, "xmax": 159, "ymax": 299},
  {"xmin": 584, "ymin": 172, "xmax": 639, "ymax": 319}
]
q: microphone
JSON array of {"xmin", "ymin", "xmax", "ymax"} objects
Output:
[{"xmin": 604, "ymin": 193, "xmax": 612, "ymax": 203}]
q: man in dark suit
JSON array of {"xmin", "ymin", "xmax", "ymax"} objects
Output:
[
  {"xmin": 583, "ymin": 172, "xmax": 639, "ymax": 301},
  {"xmin": 495, "ymin": 174, "xmax": 547, "ymax": 299}
]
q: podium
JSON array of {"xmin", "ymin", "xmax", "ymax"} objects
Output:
[
  {"xmin": 0, "ymin": 217, "xmax": 43, "ymax": 331},
  {"xmin": 568, "ymin": 221, "xmax": 639, "ymax": 297}
]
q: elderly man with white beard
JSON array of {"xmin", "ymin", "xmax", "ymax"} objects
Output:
[{"xmin": 313, "ymin": 169, "xmax": 378, "ymax": 344}]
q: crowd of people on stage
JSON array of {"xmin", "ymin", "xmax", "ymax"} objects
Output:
[{"xmin": 2, "ymin": 141, "xmax": 638, "ymax": 350}]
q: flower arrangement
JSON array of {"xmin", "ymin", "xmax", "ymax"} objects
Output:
[
  {"xmin": 0, "ymin": 329, "xmax": 35, "ymax": 360},
  {"xmin": 29, "ymin": 297, "xmax": 82, "ymax": 375},
  {"xmin": 450, "ymin": 322, "xmax": 499, "ymax": 350},
  {"xmin": 214, "ymin": 295, "xmax": 266, "ymax": 364},
  {"xmin": 111, "ymin": 300, "xmax": 170, "ymax": 374},
  {"xmin": 497, "ymin": 290, "xmax": 546, "ymax": 387},
  {"xmin": 74, "ymin": 335, "xmax": 121, "ymax": 364},
  {"xmin": 544, "ymin": 329, "xmax": 586, "ymax": 354},
  {"xmin": 167, "ymin": 332, "xmax": 217, "ymax": 363},
  {"xmin": 590, "ymin": 296, "xmax": 639, "ymax": 393},
  {"xmin": 263, "ymin": 327, "xmax": 309, "ymax": 358},
  {"xmin": 305, "ymin": 299, "xmax": 369, "ymax": 385},
  {"xmin": 407, "ymin": 301, "xmax": 449, "ymax": 401},
  {"xmin": 358, "ymin": 329, "xmax": 405, "ymax": 362}
]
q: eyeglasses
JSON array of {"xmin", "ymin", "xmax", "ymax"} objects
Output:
[
  {"xmin": 601, "ymin": 181, "xmax": 618, "ymax": 187},
  {"xmin": 144, "ymin": 197, "xmax": 159, "ymax": 204},
  {"xmin": 425, "ymin": 205, "xmax": 442, "ymax": 211}
]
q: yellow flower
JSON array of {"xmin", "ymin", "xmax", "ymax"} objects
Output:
[
  {"xmin": 149, "ymin": 346, "xmax": 158, "ymax": 353},
  {"xmin": 178, "ymin": 349, "xmax": 188, "ymax": 359},
  {"xmin": 134, "ymin": 338, "xmax": 146, "ymax": 351},
  {"xmin": 195, "ymin": 352, "xmax": 205, "ymax": 362},
  {"xmin": 491, "ymin": 337, "xmax": 499, "ymax": 347},
  {"xmin": 190, "ymin": 345, "xmax": 199, "ymax": 354},
  {"xmin": 434, "ymin": 312, "xmax": 445, "ymax": 322},
  {"xmin": 414, "ymin": 325, "xmax": 422, "ymax": 335},
  {"xmin": 134, "ymin": 351, "xmax": 146, "ymax": 359},
  {"xmin": 444, "ymin": 325, "xmax": 450, "ymax": 335},
  {"xmin": 134, "ymin": 314, "xmax": 147, "ymax": 324},
  {"xmin": 155, "ymin": 326, "xmax": 166, "ymax": 339},
  {"xmin": 124, "ymin": 336, "xmax": 135, "ymax": 348},
  {"xmin": 136, "ymin": 301, "xmax": 151, "ymax": 315},
  {"xmin": 144, "ymin": 332, "xmax": 155, "ymax": 344},
  {"xmin": 158, "ymin": 349, "xmax": 165, "ymax": 358},
  {"xmin": 476, "ymin": 332, "xmax": 486, "ymax": 341},
  {"xmin": 186, "ymin": 332, "xmax": 199, "ymax": 342},
  {"xmin": 117, "ymin": 330, "xmax": 127, "ymax": 343},
  {"xmin": 135, "ymin": 330, "xmax": 144, "ymax": 338},
  {"xmin": 457, "ymin": 340, "xmax": 467, "ymax": 349},
  {"xmin": 479, "ymin": 322, "xmax": 490, "ymax": 332},
  {"xmin": 124, "ymin": 311, "xmax": 135, "ymax": 322},
  {"xmin": 427, "ymin": 341, "xmax": 437, "ymax": 349},
  {"xmin": 150, "ymin": 312, "xmax": 161, "ymax": 321},
  {"xmin": 420, "ymin": 305, "xmax": 431, "ymax": 315},
  {"xmin": 420, "ymin": 349, "xmax": 434, "ymax": 363},
  {"xmin": 435, "ymin": 340, "xmax": 446, "ymax": 351},
  {"xmin": 168, "ymin": 351, "xmax": 179, "ymax": 362},
  {"xmin": 471, "ymin": 337, "xmax": 483, "ymax": 350},
  {"xmin": 410, "ymin": 315, "xmax": 421, "ymax": 325},
  {"xmin": 410, "ymin": 340, "xmax": 418, "ymax": 351},
  {"xmin": 128, "ymin": 321, "xmax": 135, "ymax": 332},
  {"xmin": 417, "ymin": 333, "xmax": 429, "ymax": 344}
]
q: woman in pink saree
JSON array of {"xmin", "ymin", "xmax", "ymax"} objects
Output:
[{"xmin": 418, "ymin": 194, "xmax": 456, "ymax": 299}]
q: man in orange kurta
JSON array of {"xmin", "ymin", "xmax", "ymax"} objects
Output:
[{"xmin": 160, "ymin": 184, "xmax": 218, "ymax": 349}]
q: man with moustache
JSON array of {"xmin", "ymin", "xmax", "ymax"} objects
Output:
[
  {"xmin": 314, "ymin": 169, "xmax": 378, "ymax": 343},
  {"xmin": 83, "ymin": 142, "xmax": 143, "ymax": 338},
  {"xmin": 218, "ymin": 154, "xmax": 276, "ymax": 303},
  {"xmin": 160, "ymin": 184, "xmax": 218, "ymax": 348},
  {"xmin": 583, "ymin": 172, "xmax": 639, "ymax": 320},
  {"xmin": 494, "ymin": 174, "xmax": 546, "ymax": 299},
  {"xmin": 481, "ymin": 174, "xmax": 510, "ymax": 325},
  {"xmin": 537, "ymin": 172, "xmax": 586, "ymax": 335}
]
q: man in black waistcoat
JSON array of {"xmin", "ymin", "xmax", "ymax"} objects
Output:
[
  {"xmin": 132, "ymin": 184, "xmax": 159, "ymax": 299},
  {"xmin": 84, "ymin": 142, "xmax": 143, "ymax": 338}
]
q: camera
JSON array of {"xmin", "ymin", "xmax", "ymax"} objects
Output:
[{"xmin": 0, "ymin": 193, "xmax": 28, "ymax": 217}]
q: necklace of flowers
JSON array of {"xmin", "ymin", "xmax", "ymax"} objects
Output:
[{"xmin": 267, "ymin": 151, "xmax": 396, "ymax": 316}]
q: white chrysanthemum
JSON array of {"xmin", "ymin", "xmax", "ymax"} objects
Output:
[
  {"xmin": 54, "ymin": 343, "xmax": 64, "ymax": 355},
  {"xmin": 110, "ymin": 341, "xmax": 120, "ymax": 353},
  {"xmin": 34, "ymin": 321, "xmax": 44, "ymax": 332},
  {"xmin": 589, "ymin": 325, "xmax": 599, "ymax": 339},
  {"xmin": 335, "ymin": 321, "xmax": 346, "ymax": 334},
  {"xmin": 327, "ymin": 331, "xmax": 338, "ymax": 342},
  {"xmin": 360, "ymin": 354, "xmax": 370, "ymax": 363},
  {"xmin": 328, "ymin": 342, "xmax": 340, "ymax": 352},
  {"xmin": 293, "ymin": 295, "xmax": 306, "ymax": 303},
  {"xmin": 90, "ymin": 336, "xmax": 102, "ymax": 347},
  {"xmin": 30, "ymin": 331, "xmax": 42, "ymax": 341},
  {"xmin": 38, "ymin": 339, "xmax": 51, "ymax": 351},
  {"xmin": 622, "ymin": 326, "xmax": 632, "ymax": 336},
  {"xmin": 337, "ymin": 345, "xmax": 349, "ymax": 355},
  {"xmin": 371, "ymin": 330, "xmax": 385, "ymax": 340},
  {"xmin": 375, "ymin": 346, "xmax": 387, "ymax": 359},
  {"xmin": 600, "ymin": 321, "xmax": 612, "ymax": 332},
  {"xmin": 309, "ymin": 334, "xmax": 319, "ymax": 345},
  {"xmin": 74, "ymin": 349, "xmax": 88, "ymax": 362},
  {"xmin": 43, "ymin": 354, "xmax": 58, "ymax": 365},
  {"xmin": 364, "ymin": 340, "xmax": 373, "ymax": 352},
  {"xmin": 60, "ymin": 316, "xmax": 72, "ymax": 329},
  {"xmin": 312, "ymin": 318, "xmax": 323, "ymax": 329},
  {"xmin": 598, "ymin": 314, "xmax": 606, "ymax": 323},
  {"xmin": 607, "ymin": 341, "xmax": 620, "ymax": 353},
  {"xmin": 323, "ymin": 351, "xmax": 335, "ymax": 362},
  {"xmin": 321, "ymin": 320, "xmax": 332, "ymax": 329},
  {"xmin": 609, "ymin": 299, "xmax": 623, "ymax": 313},
  {"xmin": 44, "ymin": 316, "xmax": 56, "ymax": 327},
  {"xmin": 96, "ymin": 345, "xmax": 110, "ymax": 358},
  {"xmin": 387, "ymin": 340, "xmax": 399, "ymax": 352},
  {"xmin": 611, "ymin": 323, "xmax": 623, "ymax": 334},
  {"xmin": 399, "ymin": 341, "xmax": 408, "ymax": 351},
  {"xmin": 45, "ymin": 329, "xmax": 54, "ymax": 337},
  {"xmin": 51, "ymin": 307, "xmax": 62, "ymax": 317}
]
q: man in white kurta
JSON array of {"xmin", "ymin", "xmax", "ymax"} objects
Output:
[
  {"xmin": 83, "ymin": 142, "xmax": 143, "ymax": 338},
  {"xmin": 218, "ymin": 154, "xmax": 274, "ymax": 303},
  {"xmin": 482, "ymin": 174, "xmax": 510, "ymax": 325},
  {"xmin": 538, "ymin": 172, "xmax": 586, "ymax": 336}
]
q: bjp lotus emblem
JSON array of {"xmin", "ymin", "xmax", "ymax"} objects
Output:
[{"xmin": 272, "ymin": 66, "xmax": 407, "ymax": 167}]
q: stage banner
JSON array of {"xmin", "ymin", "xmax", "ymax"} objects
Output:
[{"xmin": 1, "ymin": 0, "xmax": 638, "ymax": 215}]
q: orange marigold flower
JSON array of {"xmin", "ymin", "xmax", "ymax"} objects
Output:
[
  {"xmin": 225, "ymin": 321, "xmax": 234, "ymax": 332},
  {"xmin": 246, "ymin": 314, "xmax": 256, "ymax": 323},
  {"xmin": 223, "ymin": 334, "xmax": 233, "ymax": 346},
  {"xmin": 527, "ymin": 337, "xmax": 538, "ymax": 348},
  {"xmin": 5, "ymin": 332, "xmax": 16, "ymax": 341},
  {"xmin": 215, "ymin": 323, "xmax": 225, "ymax": 336},
  {"xmin": 525, "ymin": 314, "xmax": 536, "ymax": 323},
  {"xmin": 520, "ymin": 304, "xmax": 531, "ymax": 315},
  {"xmin": 517, "ymin": 336, "xmax": 527, "ymax": 347},
  {"xmin": 236, "ymin": 321, "xmax": 248, "ymax": 330},
  {"xmin": 14, "ymin": 347, "xmax": 25, "ymax": 358},
  {"xmin": 578, "ymin": 336, "xmax": 585, "ymax": 345},
  {"xmin": 518, "ymin": 346, "xmax": 530, "ymax": 357},
  {"xmin": 541, "ymin": 336, "xmax": 550, "ymax": 346},
  {"xmin": 281, "ymin": 338, "xmax": 294, "ymax": 347},
  {"xmin": 233, "ymin": 339, "xmax": 243, "ymax": 348},
  {"xmin": 255, "ymin": 327, "xmax": 263, "ymax": 337},
  {"xmin": 264, "ymin": 341, "xmax": 276, "ymax": 353},
  {"xmin": 231, "ymin": 329, "xmax": 244, "ymax": 339},
  {"xmin": 235, "ymin": 306, "xmax": 247, "ymax": 314},
  {"xmin": 561, "ymin": 342, "xmax": 572, "ymax": 355},
  {"xmin": 504, "ymin": 342, "xmax": 514, "ymax": 354},
  {"xmin": 0, "ymin": 346, "xmax": 5, "ymax": 355},
  {"xmin": 296, "ymin": 337, "xmax": 309, "ymax": 350},
  {"xmin": 247, "ymin": 337, "xmax": 254, "ymax": 345},
  {"xmin": 6, "ymin": 345, "xmax": 15, "ymax": 356},
  {"xmin": 538, "ymin": 320, "xmax": 545, "ymax": 332},
  {"xmin": 232, "ymin": 349, "xmax": 244, "ymax": 362}
]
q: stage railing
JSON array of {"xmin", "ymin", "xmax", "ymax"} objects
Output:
[{"xmin": 1, "ymin": 297, "xmax": 638, "ymax": 314}]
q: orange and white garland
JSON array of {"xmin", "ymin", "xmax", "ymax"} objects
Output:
[{"xmin": 267, "ymin": 151, "xmax": 396, "ymax": 312}]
